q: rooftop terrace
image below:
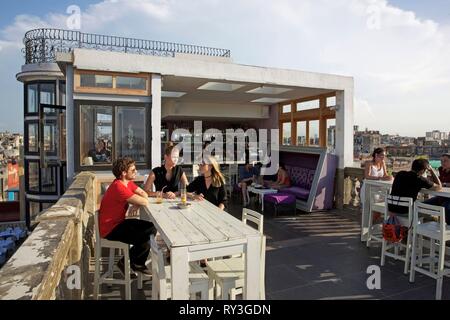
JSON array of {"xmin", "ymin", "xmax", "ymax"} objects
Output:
[{"xmin": 0, "ymin": 168, "xmax": 446, "ymax": 300}]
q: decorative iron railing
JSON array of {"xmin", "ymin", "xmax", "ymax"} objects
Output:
[{"xmin": 23, "ymin": 28, "xmax": 231, "ymax": 64}]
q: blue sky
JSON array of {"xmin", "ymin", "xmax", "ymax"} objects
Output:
[
  {"xmin": 0, "ymin": 1, "xmax": 92, "ymax": 29},
  {"xmin": 0, "ymin": 0, "xmax": 449, "ymax": 136},
  {"xmin": 389, "ymin": 0, "xmax": 450, "ymax": 23}
]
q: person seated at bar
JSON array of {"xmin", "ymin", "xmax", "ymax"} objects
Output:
[
  {"xmin": 187, "ymin": 155, "xmax": 227, "ymax": 210},
  {"xmin": 144, "ymin": 142, "xmax": 188, "ymax": 199},
  {"xmin": 388, "ymin": 159, "xmax": 442, "ymax": 216},
  {"xmin": 423, "ymin": 153, "xmax": 450, "ymax": 220},
  {"xmin": 265, "ymin": 163, "xmax": 291, "ymax": 190},
  {"xmin": 88, "ymin": 139, "xmax": 111, "ymax": 163},
  {"xmin": 364, "ymin": 147, "xmax": 393, "ymax": 181},
  {"xmin": 238, "ymin": 162, "xmax": 259, "ymax": 206},
  {"xmin": 99, "ymin": 157, "xmax": 156, "ymax": 276}
]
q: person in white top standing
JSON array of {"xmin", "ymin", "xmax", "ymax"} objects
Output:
[{"xmin": 364, "ymin": 147, "xmax": 393, "ymax": 181}]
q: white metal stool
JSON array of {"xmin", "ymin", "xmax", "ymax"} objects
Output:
[
  {"xmin": 93, "ymin": 211, "xmax": 132, "ymax": 300},
  {"xmin": 380, "ymin": 195, "xmax": 413, "ymax": 275},
  {"xmin": 410, "ymin": 202, "xmax": 450, "ymax": 300}
]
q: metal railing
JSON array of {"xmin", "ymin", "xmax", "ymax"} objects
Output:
[{"xmin": 23, "ymin": 28, "xmax": 231, "ymax": 64}]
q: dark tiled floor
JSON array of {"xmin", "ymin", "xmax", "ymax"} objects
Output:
[{"xmin": 88, "ymin": 194, "xmax": 449, "ymax": 300}]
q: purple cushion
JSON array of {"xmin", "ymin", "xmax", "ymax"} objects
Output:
[
  {"xmin": 286, "ymin": 166, "xmax": 309, "ymax": 188},
  {"xmin": 286, "ymin": 166, "xmax": 316, "ymax": 190},
  {"xmin": 282, "ymin": 186, "xmax": 310, "ymax": 200},
  {"xmin": 305, "ymin": 169, "xmax": 316, "ymax": 189},
  {"xmin": 264, "ymin": 192, "xmax": 296, "ymax": 204}
]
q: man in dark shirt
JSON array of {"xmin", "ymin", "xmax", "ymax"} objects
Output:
[
  {"xmin": 389, "ymin": 159, "xmax": 442, "ymax": 214},
  {"xmin": 438, "ymin": 153, "xmax": 450, "ymax": 187},
  {"xmin": 423, "ymin": 154, "xmax": 450, "ymax": 220}
]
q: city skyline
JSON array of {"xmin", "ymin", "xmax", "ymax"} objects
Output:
[{"xmin": 0, "ymin": 0, "xmax": 449, "ymax": 136}]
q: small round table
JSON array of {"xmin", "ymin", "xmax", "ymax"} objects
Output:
[{"xmin": 247, "ymin": 186, "xmax": 278, "ymax": 211}]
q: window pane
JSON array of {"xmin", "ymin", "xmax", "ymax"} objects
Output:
[
  {"xmin": 80, "ymin": 74, "xmax": 113, "ymax": 88},
  {"xmin": 43, "ymin": 122, "xmax": 57, "ymax": 153},
  {"xmin": 309, "ymin": 120, "xmax": 320, "ymax": 146},
  {"xmin": 282, "ymin": 122, "xmax": 291, "ymax": 145},
  {"xmin": 27, "ymin": 84, "xmax": 38, "ymax": 113},
  {"xmin": 40, "ymin": 83, "xmax": 55, "ymax": 105},
  {"xmin": 115, "ymin": 107, "xmax": 146, "ymax": 162},
  {"xmin": 59, "ymin": 81, "xmax": 66, "ymax": 106},
  {"xmin": 80, "ymin": 106, "xmax": 113, "ymax": 165},
  {"xmin": 116, "ymin": 76, "xmax": 146, "ymax": 90},
  {"xmin": 28, "ymin": 162, "xmax": 39, "ymax": 192},
  {"xmin": 297, "ymin": 99, "xmax": 319, "ymax": 111},
  {"xmin": 41, "ymin": 166, "xmax": 57, "ymax": 193},
  {"xmin": 327, "ymin": 96, "xmax": 336, "ymax": 107},
  {"xmin": 327, "ymin": 119, "xmax": 336, "ymax": 152},
  {"xmin": 59, "ymin": 112, "xmax": 66, "ymax": 161},
  {"xmin": 29, "ymin": 201, "xmax": 41, "ymax": 221},
  {"xmin": 27, "ymin": 123, "xmax": 38, "ymax": 152},
  {"xmin": 282, "ymin": 104, "xmax": 291, "ymax": 113},
  {"xmin": 296, "ymin": 121, "xmax": 307, "ymax": 146}
]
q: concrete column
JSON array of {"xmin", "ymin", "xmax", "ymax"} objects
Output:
[
  {"xmin": 151, "ymin": 74, "xmax": 162, "ymax": 168},
  {"xmin": 335, "ymin": 88, "xmax": 354, "ymax": 210},
  {"xmin": 66, "ymin": 65, "xmax": 75, "ymax": 184},
  {"xmin": 335, "ymin": 88, "xmax": 354, "ymax": 169}
]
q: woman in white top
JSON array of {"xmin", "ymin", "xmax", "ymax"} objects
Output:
[{"xmin": 364, "ymin": 147, "xmax": 393, "ymax": 181}]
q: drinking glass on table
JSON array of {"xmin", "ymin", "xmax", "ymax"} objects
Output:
[
  {"xmin": 156, "ymin": 191, "xmax": 163, "ymax": 204},
  {"xmin": 156, "ymin": 186, "xmax": 166, "ymax": 204},
  {"xmin": 180, "ymin": 182, "xmax": 187, "ymax": 205}
]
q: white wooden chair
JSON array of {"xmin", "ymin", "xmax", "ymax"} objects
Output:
[
  {"xmin": 93, "ymin": 211, "xmax": 132, "ymax": 300},
  {"xmin": 409, "ymin": 202, "xmax": 450, "ymax": 300},
  {"xmin": 149, "ymin": 235, "xmax": 213, "ymax": 300},
  {"xmin": 206, "ymin": 208, "xmax": 266, "ymax": 300},
  {"xmin": 380, "ymin": 195, "xmax": 413, "ymax": 275},
  {"xmin": 366, "ymin": 189, "xmax": 388, "ymax": 247}
]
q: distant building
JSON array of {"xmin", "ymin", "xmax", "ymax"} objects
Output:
[{"xmin": 353, "ymin": 128, "xmax": 381, "ymax": 157}]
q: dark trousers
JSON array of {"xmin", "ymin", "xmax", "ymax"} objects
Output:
[
  {"xmin": 423, "ymin": 197, "xmax": 450, "ymax": 223},
  {"xmin": 105, "ymin": 219, "xmax": 157, "ymax": 266}
]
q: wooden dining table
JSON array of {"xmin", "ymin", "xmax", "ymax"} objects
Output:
[{"xmin": 142, "ymin": 197, "xmax": 263, "ymax": 300}]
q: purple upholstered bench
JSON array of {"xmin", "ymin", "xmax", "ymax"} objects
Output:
[{"xmin": 263, "ymin": 192, "xmax": 296, "ymax": 217}]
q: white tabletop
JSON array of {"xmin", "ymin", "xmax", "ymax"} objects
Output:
[
  {"xmin": 144, "ymin": 198, "xmax": 260, "ymax": 248},
  {"xmin": 143, "ymin": 197, "xmax": 263, "ymax": 300},
  {"xmin": 420, "ymin": 187, "xmax": 450, "ymax": 198},
  {"xmin": 247, "ymin": 186, "xmax": 278, "ymax": 194}
]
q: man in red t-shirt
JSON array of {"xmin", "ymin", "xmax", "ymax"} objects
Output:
[{"xmin": 99, "ymin": 157, "xmax": 156, "ymax": 275}]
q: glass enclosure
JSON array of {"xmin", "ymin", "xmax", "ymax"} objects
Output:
[
  {"xmin": 79, "ymin": 104, "xmax": 147, "ymax": 166},
  {"xmin": 115, "ymin": 107, "xmax": 146, "ymax": 162},
  {"xmin": 80, "ymin": 105, "xmax": 113, "ymax": 165}
]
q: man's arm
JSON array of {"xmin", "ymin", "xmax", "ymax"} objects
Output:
[
  {"xmin": 427, "ymin": 166, "xmax": 442, "ymax": 191},
  {"xmin": 127, "ymin": 194, "xmax": 148, "ymax": 206},
  {"xmin": 134, "ymin": 186, "xmax": 148, "ymax": 198}
]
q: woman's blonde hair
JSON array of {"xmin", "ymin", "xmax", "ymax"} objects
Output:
[{"xmin": 204, "ymin": 155, "xmax": 225, "ymax": 188}]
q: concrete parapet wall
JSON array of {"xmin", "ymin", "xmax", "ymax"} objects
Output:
[{"xmin": 0, "ymin": 172, "xmax": 96, "ymax": 300}]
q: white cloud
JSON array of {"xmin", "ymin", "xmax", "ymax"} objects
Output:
[{"xmin": 0, "ymin": 0, "xmax": 449, "ymax": 136}]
